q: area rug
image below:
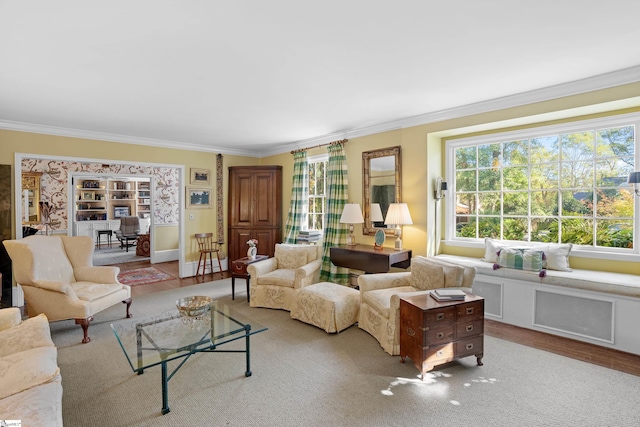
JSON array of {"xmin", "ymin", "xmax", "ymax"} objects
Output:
[
  {"xmin": 94, "ymin": 246, "xmax": 150, "ymax": 266},
  {"xmin": 117, "ymin": 267, "xmax": 174, "ymax": 286}
]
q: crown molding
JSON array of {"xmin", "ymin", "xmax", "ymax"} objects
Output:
[
  {"xmin": 2, "ymin": 65, "xmax": 640, "ymax": 158},
  {"xmin": 0, "ymin": 120, "xmax": 256, "ymax": 157},
  {"xmin": 273, "ymin": 65, "xmax": 640, "ymax": 155}
]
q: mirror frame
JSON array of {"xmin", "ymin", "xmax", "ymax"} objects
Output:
[
  {"xmin": 362, "ymin": 146, "xmax": 401, "ymax": 236},
  {"xmin": 21, "ymin": 172, "xmax": 42, "ymax": 225}
]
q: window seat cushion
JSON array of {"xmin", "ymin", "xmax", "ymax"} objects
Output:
[{"xmin": 435, "ymin": 254, "xmax": 640, "ymax": 298}]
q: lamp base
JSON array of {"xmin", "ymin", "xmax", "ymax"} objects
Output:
[
  {"xmin": 394, "ymin": 237, "xmax": 403, "ymax": 251},
  {"xmin": 346, "ymin": 233, "xmax": 356, "ymax": 246}
]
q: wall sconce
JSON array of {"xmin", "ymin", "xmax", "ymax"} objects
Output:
[
  {"xmin": 384, "ymin": 203, "xmax": 413, "ymax": 250},
  {"xmin": 339, "ymin": 203, "xmax": 364, "ymax": 246},
  {"xmin": 628, "ymin": 172, "xmax": 640, "ymax": 196},
  {"xmin": 435, "ymin": 177, "xmax": 447, "ymax": 200}
]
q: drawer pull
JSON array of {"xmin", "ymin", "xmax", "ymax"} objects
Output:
[
  {"xmin": 436, "ymin": 313, "xmax": 444, "ymax": 321},
  {"xmin": 436, "ymin": 350, "xmax": 444, "ymax": 357},
  {"xmin": 466, "ymin": 307, "xmax": 474, "ymax": 315},
  {"xmin": 466, "ymin": 343, "xmax": 474, "ymax": 350},
  {"xmin": 436, "ymin": 332, "xmax": 444, "ymax": 339},
  {"xmin": 407, "ymin": 327, "xmax": 415, "ymax": 337},
  {"xmin": 466, "ymin": 325, "xmax": 474, "ymax": 332}
]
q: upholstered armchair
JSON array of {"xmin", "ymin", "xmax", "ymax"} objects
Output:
[
  {"xmin": 358, "ymin": 256, "xmax": 477, "ymax": 355},
  {"xmin": 114, "ymin": 216, "xmax": 140, "ymax": 250},
  {"xmin": 247, "ymin": 243, "xmax": 322, "ymax": 311},
  {"xmin": 3, "ymin": 235, "xmax": 132, "ymax": 343}
]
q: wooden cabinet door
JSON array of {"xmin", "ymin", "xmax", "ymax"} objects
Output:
[{"xmin": 230, "ymin": 171, "xmax": 254, "ymax": 227}]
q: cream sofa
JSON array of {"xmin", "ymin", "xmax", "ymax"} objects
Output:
[
  {"xmin": 358, "ymin": 256, "xmax": 477, "ymax": 355},
  {"xmin": 3, "ymin": 235, "xmax": 132, "ymax": 343},
  {"xmin": 0, "ymin": 307, "xmax": 63, "ymax": 426},
  {"xmin": 247, "ymin": 244, "xmax": 322, "ymax": 311}
]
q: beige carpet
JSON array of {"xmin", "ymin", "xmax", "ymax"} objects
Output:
[{"xmin": 50, "ymin": 279, "xmax": 640, "ymax": 427}]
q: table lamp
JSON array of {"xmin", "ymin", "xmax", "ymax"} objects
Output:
[
  {"xmin": 384, "ymin": 203, "xmax": 412, "ymax": 250},
  {"xmin": 370, "ymin": 203, "xmax": 384, "ymax": 225},
  {"xmin": 340, "ymin": 203, "xmax": 364, "ymax": 246}
]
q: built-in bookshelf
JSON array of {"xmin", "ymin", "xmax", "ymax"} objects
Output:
[{"xmin": 74, "ymin": 178, "xmax": 151, "ymax": 221}]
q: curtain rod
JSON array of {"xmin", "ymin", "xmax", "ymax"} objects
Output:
[{"xmin": 290, "ymin": 138, "xmax": 348, "ymax": 154}]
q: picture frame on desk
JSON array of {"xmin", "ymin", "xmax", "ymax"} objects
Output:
[
  {"xmin": 82, "ymin": 191, "xmax": 94, "ymax": 200},
  {"xmin": 190, "ymin": 168, "xmax": 211, "ymax": 185},
  {"xmin": 187, "ymin": 187, "xmax": 212, "ymax": 208}
]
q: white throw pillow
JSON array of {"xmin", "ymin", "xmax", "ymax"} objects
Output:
[
  {"xmin": 481, "ymin": 238, "xmax": 503, "ymax": 263},
  {"xmin": 541, "ymin": 243, "xmax": 573, "ymax": 271}
]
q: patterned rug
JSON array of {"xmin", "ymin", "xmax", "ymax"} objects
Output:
[{"xmin": 117, "ymin": 267, "xmax": 175, "ymax": 286}]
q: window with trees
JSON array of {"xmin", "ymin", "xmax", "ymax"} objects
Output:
[
  {"xmin": 447, "ymin": 114, "xmax": 638, "ymax": 253},
  {"xmin": 307, "ymin": 156, "xmax": 327, "ymax": 231}
]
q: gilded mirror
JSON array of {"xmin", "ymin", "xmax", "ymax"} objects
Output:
[
  {"xmin": 21, "ymin": 172, "xmax": 42, "ymax": 224},
  {"xmin": 362, "ymin": 146, "xmax": 401, "ymax": 236}
]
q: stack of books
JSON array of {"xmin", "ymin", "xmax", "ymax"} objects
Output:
[
  {"xmin": 297, "ymin": 230, "xmax": 322, "ymax": 243},
  {"xmin": 431, "ymin": 289, "xmax": 467, "ymax": 302}
]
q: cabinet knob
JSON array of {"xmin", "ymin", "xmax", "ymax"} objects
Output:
[
  {"xmin": 436, "ymin": 313, "xmax": 444, "ymax": 321},
  {"xmin": 406, "ymin": 327, "xmax": 415, "ymax": 337},
  {"xmin": 466, "ymin": 343, "xmax": 474, "ymax": 350},
  {"xmin": 466, "ymin": 307, "xmax": 474, "ymax": 315},
  {"xmin": 466, "ymin": 325, "xmax": 474, "ymax": 332},
  {"xmin": 436, "ymin": 332, "xmax": 444, "ymax": 339}
]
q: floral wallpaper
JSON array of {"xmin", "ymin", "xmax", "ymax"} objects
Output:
[{"xmin": 21, "ymin": 158, "xmax": 180, "ymax": 231}]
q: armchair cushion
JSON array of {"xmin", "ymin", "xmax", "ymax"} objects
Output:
[
  {"xmin": 0, "ymin": 314, "xmax": 53, "ymax": 358},
  {"xmin": 409, "ymin": 256, "xmax": 464, "ymax": 289},
  {"xmin": 257, "ymin": 269, "xmax": 296, "ymax": 288},
  {"xmin": 362, "ymin": 285, "xmax": 418, "ymax": 319},
  {"xmin": 275, "ymin": 244, "xmax": 309, "ymax": 269}
]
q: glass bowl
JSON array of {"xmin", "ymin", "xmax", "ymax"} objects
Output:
[{"xmin": 176, "ymin": 296, "xmax": 213, "ymax": 317}]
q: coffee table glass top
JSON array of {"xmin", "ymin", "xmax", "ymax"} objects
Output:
[{"xmin": 111, "ymin": 300, "xmax": 267, "ymax": 372}]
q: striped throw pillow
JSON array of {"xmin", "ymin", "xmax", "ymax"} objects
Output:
[{"xmin": 498, "ymin": 247, "xmax": 544, "ymax": 272}]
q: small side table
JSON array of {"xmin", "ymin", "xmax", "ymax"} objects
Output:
[
  {"xmin": 231, "ymin": 255, "xmax": 269, "ymax": 302},
  {"xmin": 96, "ymin": 229, "xmax": 113, "ymax": 249}
]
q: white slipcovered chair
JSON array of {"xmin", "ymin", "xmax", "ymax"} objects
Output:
[
  {"xmin": 358, "ymin": 256, "xmax": 477, "ymax": 355},
  {"xmin": 3, "ymin": 235, "xmax": 132, "ymax": 343},
  {"xmin": 247, "ymin": 243, "xmax": 322, "ymax": 311}
]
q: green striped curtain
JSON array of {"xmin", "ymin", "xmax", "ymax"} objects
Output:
[
  {"xmin": 283, "ymin": 151, "xmax": 309, "ymax": 243},
  {"xmin": 320, "ymin": 143, "xmax": 350, "ymax": 285}
]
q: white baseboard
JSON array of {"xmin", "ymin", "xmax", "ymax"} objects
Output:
[{"xmin": 152, "ymin": 249, "xmax": 179, "ymax": 264}]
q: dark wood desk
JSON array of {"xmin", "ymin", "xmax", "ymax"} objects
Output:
[{"xmin": 329, "ymin": 244, "xmax": 412, "ymax": 273}]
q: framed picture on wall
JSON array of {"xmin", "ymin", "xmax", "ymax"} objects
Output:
[
  {"xmin": 187, "ymin": 187, "xmax": 212, "ymax": 208},
  {"xmin": 190, "ymin": 168, "xmax": 211, "ymax": 185}
]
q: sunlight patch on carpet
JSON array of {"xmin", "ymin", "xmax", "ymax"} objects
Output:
[{"xmin": 118, "ymin": 267, "xmax": 175, "ymax": 286}]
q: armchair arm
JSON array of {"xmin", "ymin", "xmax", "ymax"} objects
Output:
[
  {"xmin": 74, "ymin": 266, "xmax": 120, "ymax": 284},
  {"xmin": 358, "ymin": 272, "xmax": 411, "ymax": 295},
  {"xmin": 293, "ymin": 259, "xmax": 322, "ymax": 289},
  {"xmin": 247, "ymin": 258, "xmax": 278, "ymax": 277},
  {"xmin": 0, "ymin": 307, "xmax": 21, "ymax": 332}
]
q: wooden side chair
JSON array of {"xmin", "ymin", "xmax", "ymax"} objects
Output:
[{"xmin": 195, "ymin": 233, "xmax": 223, "ymax": 277}]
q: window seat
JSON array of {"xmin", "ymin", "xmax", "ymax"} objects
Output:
[
  {"xmin": 434, "ymin": 254, "xmax": 640, "ymax": 356},
  {"xmin": 434, "ymin": 254, "xmax": 640, "ymax": 299}
]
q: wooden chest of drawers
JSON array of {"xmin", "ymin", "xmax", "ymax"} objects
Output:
[{"xmin": 399, "ymin": 292, "xmax": 484, "ymax": 379}]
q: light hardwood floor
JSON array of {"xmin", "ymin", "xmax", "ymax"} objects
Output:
[{"xmin": 114, "ymin": 260, "xmax": 640, "ymax": 377}]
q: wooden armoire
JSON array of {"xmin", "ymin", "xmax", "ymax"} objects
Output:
[{"xmin": 228, "ymin": 165, "xmax": 282, "ymax": 262}]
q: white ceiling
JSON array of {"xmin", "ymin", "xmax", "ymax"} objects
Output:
[{"xmin": 2, "ymin": 1, "xmax": 640, "ymax": 157}]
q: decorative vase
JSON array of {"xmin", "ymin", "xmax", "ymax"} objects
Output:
[{"xmin": 247, "ymin": 246, "xmax": 257, "ymax": 260}]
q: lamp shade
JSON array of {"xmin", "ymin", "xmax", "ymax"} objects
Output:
[
  {"xmin": 370, "ymin": 203, "xmax": 384, "ymax": 222},
  {"xmin": 384, "ymin": 203, "xmax": 412, "ymax": 225},
  {"xmin": 628, "ymin": 172, "xmax": 640, "ymax": 184},
  {"xmin": 340, "ymin": 204, "xmax": 364, "ymax": 224}
]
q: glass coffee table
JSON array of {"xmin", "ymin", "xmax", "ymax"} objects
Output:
[{"xmin": 111, "ymin": 300, "xmax": 267, "ymax": 414}]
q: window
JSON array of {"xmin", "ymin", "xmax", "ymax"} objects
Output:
[
  {"xmin": 447, "ymin": 114, "xmax": 639, "ymax": 254},
  {"xmin": 307, "ymin": 156, "xmax": 328, "ymax": 231}
]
